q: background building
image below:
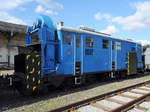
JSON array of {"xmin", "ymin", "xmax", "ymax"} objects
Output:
[{"xmin": 0, "ymin": 21, "xmax": 38, "ymax": 69}]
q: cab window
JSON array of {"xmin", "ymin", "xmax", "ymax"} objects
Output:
[{"xmin": 63, "ymin": 32, "xmax": 71, "ymax": 45}]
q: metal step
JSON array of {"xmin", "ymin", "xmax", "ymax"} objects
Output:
[{"xmin": 75, "ymin": 77, "xmax": 82, "ymax": 85}]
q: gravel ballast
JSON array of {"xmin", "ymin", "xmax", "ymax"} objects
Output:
[{"xmin": 3, "ymin": 74, "xmax": 150, "ymax": 112}]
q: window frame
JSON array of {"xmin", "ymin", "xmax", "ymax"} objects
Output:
[
  {"xmin": 85, "ymin": 37, "xmax": 94, "ymax": 48},
  {"xmin": 112, "ymin": 41, "xmax": 115, "ymax": 50},
  {"xmin": 116, "ymin": 42, "xmax": 121, "ymax": 50},
  {"xmin": 62, "ymin": 32, "xmax": 71, "ymax": 45},
  {"xmin": 75, "ymin": 36, "xmax": 80, "ymax": 48}
]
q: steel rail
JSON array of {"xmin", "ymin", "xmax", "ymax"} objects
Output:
[
  {"xmin": 111, "ymin": 91, "xmax": 150, "ymax": 112},
  {"xmin": 49, "ymin": 80, "xmax": 150, "ymax": 112}
]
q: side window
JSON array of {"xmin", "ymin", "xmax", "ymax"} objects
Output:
[
  {"xmin": 112, "ymin": 41, "xmax": 115, "ymax": 50},
  {"xmin": 116, "ymin": 42, "xmax": 121, "ymax": 50},
  {"xmin": 103, "ymin": 39, "xmax": 109, "ymax": 49},
  {"xmin": 86, "ymin": 37, "xmax": 94, "ymax": 48},
  {"xmin": 63, "ymin": 32, "xmax": 71, "ymax": 45},
  {"xmin": 85, "ymin": 49, "xmax": 93, "ymax": 55},
  {"xmin": 137, "ymin": 44, "xmax": 141, "ymax": 52},
  {"xmin": 76, "ymin": 36, "xmax": 80, "ymax": 48},
  {"xmin": 85, "ymin": 37, "xmax": 94, "ymax": 55}
]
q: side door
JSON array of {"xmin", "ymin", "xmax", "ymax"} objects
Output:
[
  {"xmin": 62, "ymin": 31, "xmax": 74, "ymax": 75},
  {"xmin": 74, "ymin": 34, "xmax": 82, "ymax": 75},
  {"xmin": 111, "ymin": 41, "xmax": 116, "ymax": 70}
]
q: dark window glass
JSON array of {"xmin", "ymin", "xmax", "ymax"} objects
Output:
[
  {"xmin": 76, "ymin": 36, "xmax": 80, "ymax": 48},
  {"xmin": 112, "ymin": 41, "xmax": 114, "ymax": 50},
  {"xmin": 85, "ymin": 49, "xmax": 93, "ymax": 55},
  {"xmin": 131, "ymin": 47, "xmax": 135, "ymax": 52},
  {"xmin": 86, "ymin": 37, "xmax": 93, "ymax": 48},
  {"xmin": 63, "ymin": 32, "xmax": 71, "ymax": 45},
  {"xmin": 137, "ymin": 44, "xmax": 141, "ymax": 52},
  {"xmin": 103, "ymin": 39, "xmax": 109, "ymax": 49}
]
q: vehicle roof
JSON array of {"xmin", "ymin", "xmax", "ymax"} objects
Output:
[{"xmin": 57, "ymin": 26, "xmax": 141, "ymax": 45}]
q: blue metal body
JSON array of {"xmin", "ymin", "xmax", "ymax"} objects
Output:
[
  {"xmin": 26, "ymin": 15, "xmax": 57, "ymax": 77},
  {"xmin": 56, "ymin": 30, "xmax": 143, "ymax": 75},
  {"xmin": 26, "ymin": 15, "xmax": 143, "ymax": 78}
]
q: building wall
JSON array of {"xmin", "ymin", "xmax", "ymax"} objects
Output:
[
  {"xmin": 0, "ymin": 35, "xmax": 9, "ymax": 65},
  {"xmin": 0, "ymin": 32, "xmax": 38, "ymax": 67}
]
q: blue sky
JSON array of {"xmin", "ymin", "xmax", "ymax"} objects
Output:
[{"xmin": 0, "ymin": 0, "xmax": 150, "ymax": 45}]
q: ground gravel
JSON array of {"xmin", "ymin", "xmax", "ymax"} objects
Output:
[{"xmin": 3, "ymin": 74, "xmax": 150, "ymax": 112}]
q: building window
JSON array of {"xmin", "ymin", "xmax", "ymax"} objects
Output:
[
  {"xmin": 112, "ymin": 41, "xmax": 115, "ymax": 50},
  {"xmin": 86, "ymin": 37, "xmax": 93, "ymax": 48},
  {"xmin": 103, "ymin": 39, "xmax": 109, "ymax": 49},
  {"xmin": 76, "ymin": 36, "xmax": 80, "ymax": 48},
  {"xmin": 116, "ymin": 42, "xmax": 121, "ymax": 50},
  {"xmin": 63, "ymin": 32, "xmax": 71, "ymax": 45}
]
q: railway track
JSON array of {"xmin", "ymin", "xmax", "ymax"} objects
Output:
[
  {"xmin": 49, "ymin": 80, "xmax": 150, "ymax": 112},
  {"xmin": 1, "ymin": 73, "xmax": 150, "ymax": 112}
]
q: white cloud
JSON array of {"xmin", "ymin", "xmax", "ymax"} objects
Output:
[
  {"xmin": 0, "ymin": 0, "xmax": 32, "ymax": 10},
  {"xmin": 35, "ymin": 5, "xmax": 58, "ymax": 15},
  {"xmin": 100, "ymin": 25, "xmax": 118, "ymax": 34},
  {"xmin": 112, "ymin": 1, "xmax": 150, "ymax": 32},
  {"xmin": 36, "ymin": 0, "xmax": 63, "ymax": 9},
  {"xmin": 0, "ymin": 0, "xmax": 62, "ymax": 25},
  {"xmin": 0, "ymin": 0, "xmax": 63, "ymax": 10},
  {"xmin": 94, "ymin": 12, "xmax": 101, "ymax": 20},
  {"xmin": 0, "ymin": 11, "xmax": 26, "ymax": 25},
  {"xmin": 94, "ymin": 12, "xmax": 111, "ymax": 20},
  {"xmin": 136, "ymin": 40, "xmax": 150, "ymax": 46},
  {"xmin": 0, "ymin": 0, "xmax": 29, "ymax": 25},
  {"xmin": 137, "ymin": 40, "xmax": 150, "ymax": 46},
  {"xmin": 35, "ymin": 5, "xmax": 44, "ymax": 13}
]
